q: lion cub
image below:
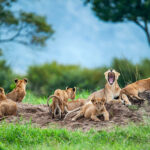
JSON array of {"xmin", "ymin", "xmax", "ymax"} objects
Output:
[
  {"xmin": 72, "ymin": 97, "xmax": 109, "ymax": 122},
  {"xmin": 7, "ymin": 78, "xmax": 28, "ymax": 102},
  {"xmin": 47, "ymin": 87, "xmax": 76, "ymax": 118},
  {"xmin": 0, "ymin": 88, "xmax": 17, "ymax": 117},
  {"xmin": 120, "ymin": 78, "xmax": 150, "ymax": 103},
  {"xmin": 67, "ymin": 98, "xmax": 86, "ymax": 111}
]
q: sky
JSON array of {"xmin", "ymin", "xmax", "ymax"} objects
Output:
[{"xmin": 1, "ymin": 0, "xmax": 150, "ymax": 74}]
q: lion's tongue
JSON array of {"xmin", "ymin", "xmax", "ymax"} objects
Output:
[{"xmin": 109, "ymin": 78, "xmax": 114, "ymax": 84}]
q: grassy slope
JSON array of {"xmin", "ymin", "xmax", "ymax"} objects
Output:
[{"xmin": 0, "ymin": 91, "xmax": 150, "ymax": 150}]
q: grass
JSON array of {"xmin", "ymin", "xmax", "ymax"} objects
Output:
[
  {"xmin": 1, "ymin": 91, "xmax": 150, "ymax": 150},
  {"xmin": 0, "ymin": 122, "xmax": 150, "ymax": 150}
]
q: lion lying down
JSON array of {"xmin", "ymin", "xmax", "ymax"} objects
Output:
[
  {"xmin": 120, "ymin": 77, "xmax": 150, "ymax": 104},
  {"xmin": 67, "ymin": 98, "xmax": 87, "ymax": 111},
  {"xmin": 0, "ymin": 88, "xmax": 17, "ymax": 118},
  {"xmin": 72, "ymin": 96, "xmax": 109, "ymax": 122}
]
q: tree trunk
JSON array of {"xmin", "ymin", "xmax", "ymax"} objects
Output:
[
  {"xmin": 134, "ymin": 20, "xmax": 150, "ymax": 46},
  {"xmin": 145, "ymin": 22, "xmax": 150, "ymax": 46}
]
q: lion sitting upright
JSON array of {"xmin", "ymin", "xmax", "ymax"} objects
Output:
[
  {"xmin": 0, "ymin": 87, "xmax": 17, "ymax": 117},
  {"xmin": 47, "ymin": 87, "xmax": 76, "ymax": 119},
  {"xmin": 88, "ymin": 69, "xmax": 131, "ymax": 106},
  {"xmin": 72, "ymin": 96, "xmax": 109, "ymax": 122},
  {"xmin": 7, "ymin": 78, "xmax": 28, "ymax": 102}
]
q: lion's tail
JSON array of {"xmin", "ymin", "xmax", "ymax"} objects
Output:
[
  {"xmin": 64, "ymin": 107, "xmax": 81, "ymax": 120},
  {"xmin": 47, "ymin": 95, "xmax": 63, "ymax": 107}
]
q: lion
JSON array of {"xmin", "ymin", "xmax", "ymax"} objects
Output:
[
  {"xmin": 47, "ymin": 87, "xmax": 76, "ymax": 119},
  {"xmin": 72, "ymin": 96, "xmax": 109, "ymax": 122},
  {"xmin": 88, "ymin": 69, "xmax": 131, "ymax": 105},
  {"xmin": 6, "ymin": 78, "xmax": 28, "ymax": 102},
  {"xmin": 0, "ymin": 88, "xmax": 17, "ymax": 118},
  {"xmin": 119, "ymin": 78, "xmax": 150, "ymax": 104},
  {"xmin": 67, "ymin": 98, "xmax": 86, "ymax": 111}
]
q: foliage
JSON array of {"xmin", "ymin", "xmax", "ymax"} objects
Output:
[
  {"xmin": 84, "ymin": 0, "xmax": 150, "ymax": 45},
  {"xmin": 0, "ymin": 122, "xmax": 150, "ymax": 150},
  {"xmin": 0, "ymin": 0, "xmax": 54, "ymax": 46},
  {"xmin": 27, "ymin": 58, "xmax": 150, "ymax": 96},
  {"xmin": 27, "ymin": 61, "xmax": 107, "ymax": 96},
  {"xmin": 0, "ymin": 50, "xmax": 14, "ymax": 92}
]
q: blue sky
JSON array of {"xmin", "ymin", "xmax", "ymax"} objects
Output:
[{"xmin": 1, "ymin": 0, "xmax": 150, "ymax": 74}]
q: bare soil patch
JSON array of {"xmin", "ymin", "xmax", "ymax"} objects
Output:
[{"xmin": 1, "ymin": 102, "xmax": 148, "ymax": 131}]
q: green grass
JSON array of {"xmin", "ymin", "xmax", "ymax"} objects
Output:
[
  {"xmin": 0, "ymin": 122, "xmax": 150, "ymax": 150},
  {"xmin": 23, "ymin": 90, "xmax": 90, "ymax": 105}
]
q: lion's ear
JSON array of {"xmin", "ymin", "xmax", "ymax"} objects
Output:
[
  {"xmin": 91, "ymin": 96, "xmax": 95, "ymax": 103},
  {"xmin": 117, "ymin": 72, "xmax": 120, "ymax": 77},
  {"xmin": 14, "ymin": 79, "xmax": 18, "ymax": 83},
  {"xmin": 24, "ymin": 78, "xmax": 28, "ymax": 83},
  {"xmin": 115, "ymin": 71, "xmax": 120, "ymax": 79},
  {"xmin": 101, "ymin": 98, "xmax": 106, "ymax": 103},
  {"xmin": 104, "ymin": 70, "xmax": 109, "ymax": 77},
  {"xmin": 66, "ymin": 87, "xmax": 69, "ymax": 90},
  {"xmin": 73, "ymin": 87, "xmax": 76, "ymax": 92}
]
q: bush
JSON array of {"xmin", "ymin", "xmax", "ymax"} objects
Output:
[
  {"xmin": 0, "ymin": 59, "xmax": 14, "ymax": 92},
  {"xmin": 27, "ymin": 61, "xmax": 107, "ymax": 96},
  {"xmin": 27, "ymin": 58, "xmax": 150, "ymax": 96}
]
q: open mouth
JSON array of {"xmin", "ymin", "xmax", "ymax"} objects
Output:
[{"xmin": 108, "ymin": 72, "xmax": 115, "ymax": 85}]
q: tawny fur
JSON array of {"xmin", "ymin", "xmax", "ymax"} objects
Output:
[
  {"xmin": 119, "ymin": 78, "xmax": 150, "ymax": 103},
  {"xmin": 47, "ymin": 87, "xmax": 76, "ymax": 118},
  {"xmin": 88, "ymin": 69, "xmax": 131, "ymax": 105},
  {"xmin": 72, "ymin": 97, "xmax": 109, "ymax": 122},
  {"xmin": 0, "ymin": 88, "xmax": 17, "ymax": 117},
  {"xmin": 47, "ymin": 95, "xmax": 65, "ymax": 119},
  {"xmin": 6, "ymin": 79, "xmax": 27, "ymax": 102},
  {"xmin": 67, "ymin": 98, "xmax": 87, "ymax": 111}
]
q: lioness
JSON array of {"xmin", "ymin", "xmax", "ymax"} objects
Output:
[
  {"xmin": 7, "ymin": 79, "xmax": 28, "ymax": 102},
  {"xmin": 88, "ymin": 69, "xmax": 131, "ymax": 105},
  {"xmin": 0, "ymin": 88, "xmax": 17, "ymax": 117},
  {"xmin": 47, "ymin": 87, "xmax": 76, "ymax": 118},
  {"xmin": 119, "ymin": 78, "xmax": 150, "ymax": 103},
  {"xmin": 72, "ymin": 96, "xmax": 109, "ymax": 122}
]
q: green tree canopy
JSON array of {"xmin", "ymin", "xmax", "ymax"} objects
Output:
[
  {"xmin": 84, "ymin": 0, "xmax": 150, "ymax": 45},
  {"xmin": 0, "ymin": 0, "xmax": 54, "ymax": 47}
]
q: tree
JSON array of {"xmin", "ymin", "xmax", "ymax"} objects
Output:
[
  {"xmin": 84, "ymin": 0, "xmax": 150, "ymax": 45},
  {"xmin": 0, "ymin": 49, "xmax": 14, "ymax": 91},
  {"xmin": 0, "ymin": 0, "xmax": 54, "ymax": 47}
]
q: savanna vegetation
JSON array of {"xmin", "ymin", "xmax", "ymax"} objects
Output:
[
  {"xmin": 1, "ymin": 49, "xmax": 150, "ymax": 96},
  {"xmin": 0, "ymin": 1, "xmax": 150, "ymax": 150},
  {"xmin": 0, "ymin": 121, "xmax": 150, "ymax": 150}
]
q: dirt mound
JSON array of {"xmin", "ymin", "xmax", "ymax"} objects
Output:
[
  {"xmin": 2, "ymin": 91, "xmax": 150, "ymax": 131},
  {"xmin": 1, "ymin": 102, "xmax": 145, "ymax": 131}
]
